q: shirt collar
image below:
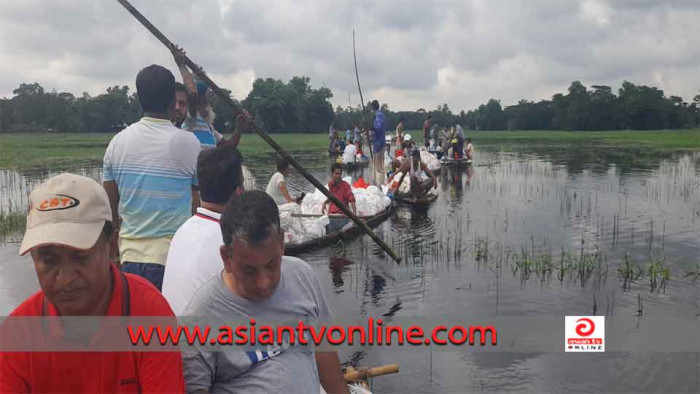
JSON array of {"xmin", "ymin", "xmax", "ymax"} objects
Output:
[
  {"xmin": 196, "ymin": 207, "xmax": 222, "ymax": 221},
  {"xmin": 141, "ymin": 116, "xmax": 174, "ymax": 125}
]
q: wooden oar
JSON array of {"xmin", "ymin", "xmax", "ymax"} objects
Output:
[
  {"xmin": 291, "ymin": 213, "xmax": 372, "ymax": 219},
  {"xmin": 116, "ymin": 0, "xmax": 401, "ymax": 264},
  {"xmin": 352, "ymin": 29, "xmax": 372, "ymax": 164},
  {"xmin": 344, "ymin": 363, "xmax": 399, "ymax": 382}
]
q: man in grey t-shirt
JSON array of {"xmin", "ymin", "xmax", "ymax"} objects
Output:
[{"xmin": 182, "ymin": 190, "xmax": 348, "ymax": 394}]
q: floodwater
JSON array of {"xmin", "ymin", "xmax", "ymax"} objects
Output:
[{"xmin": 2, "ymin": 142, "xmax": 700, "ymax": 392}]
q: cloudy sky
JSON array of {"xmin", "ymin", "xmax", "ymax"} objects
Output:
[{"xmin": 0, "ymin": 0, "xmax": 699, "ymax": 112}]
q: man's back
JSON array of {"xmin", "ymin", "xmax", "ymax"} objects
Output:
[
  {"xmin": 103, "ymin": 117, "xmax": 200, "ymax": 263},
  {"xmin": 162, "ymin": 208, "xmax": 223, "ymax": 315},
  {"xmin": 182, "ymin": 257, "xmax": 330, "ymax": 393}
]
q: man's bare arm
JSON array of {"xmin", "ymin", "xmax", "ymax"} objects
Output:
[
  {"xmin": 172, "ymin": 45, "xmax": 198, "ymax": 119},
  {"xmin": 191, "ymin": 187, "xmax": 200, "ymax": 214},
  {"xmin": 316, "ymin": 351, "xmax": 349, "ymax": 394}
]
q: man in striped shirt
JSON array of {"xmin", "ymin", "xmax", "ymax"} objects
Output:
[{"xmin": 103, "ymin": 64, "xmax": 201, "ymax": 290}]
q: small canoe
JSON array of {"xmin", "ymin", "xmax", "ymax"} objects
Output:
[
  {"xmin": 284, "ymin": 205, "xmax": 392, "ymax": 255},
  {"xmin": 341, "ymin": 159, "xmax": 370, "ymax": 171},
  {"xmin": 394, "ymin": 179, "xmax": 437, "ymax": 206},
  {"xmin": 441, "ymin": 158, "xmax": 472, "ymax": 167}
]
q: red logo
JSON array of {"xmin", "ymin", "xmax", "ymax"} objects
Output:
[
  {"xmin": 575, "ymin": 318, "xmax": 595, "ymax": 337},
  {"xmin": 37, "ymin": 194, "xmax": 80, "ymax": 211}
]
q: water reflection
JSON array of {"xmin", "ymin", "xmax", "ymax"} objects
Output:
[{"xmin": 2, "ymin": 143, "xmax": 700, "ymax": 392}]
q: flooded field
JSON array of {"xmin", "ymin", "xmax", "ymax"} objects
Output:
[{"xmin": 2, "ymin": 141, "xmax": 700, "ymax": 392}]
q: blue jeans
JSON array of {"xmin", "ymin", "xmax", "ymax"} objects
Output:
[
  {"xmin": 121, "ymin": 262, "xmax": 165, "ymax": 291},
  {"xmin": 326, "ymin": 218, "xmax": 350, "ymax": 234}
]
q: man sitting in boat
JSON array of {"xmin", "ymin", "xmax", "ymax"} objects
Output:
[
  {"xmin": 182, "ymin": 191, "xmax": 349, "ymax": 394},
  {"xmin": 1, "ymin": 174, "xmax": 184, "ymax": 392},
  {"xmin": 342, "ymin": 139, "xmax": 358, "ymax": 164},
  {"xmin": 464, "ymin": 138, "xmax": 475, "ymax": 160},
  {"xmin": 387, "ymin": 149, "xmax": 438, "ymax": 202},
  {"xmin": 266, "ymin": 156, "xmax": 298, "ymax": 205},
  {"xmin": 322, "ymin": 163, "xmax": 357, "ymax": 233}
]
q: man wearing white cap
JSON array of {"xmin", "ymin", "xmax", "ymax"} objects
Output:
[{"xmin": 0, "ymin": 173, "xmax": 185, "ymax": 393}]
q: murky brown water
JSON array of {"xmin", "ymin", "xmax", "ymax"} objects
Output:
[{"xmin": 2, "ymin": 142, "xmax": 700, "ymax": 392}]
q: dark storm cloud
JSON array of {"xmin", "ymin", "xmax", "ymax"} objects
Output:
[{"xmin": 0, "ymin": 0, "xmax": 698, "ymax": 111}]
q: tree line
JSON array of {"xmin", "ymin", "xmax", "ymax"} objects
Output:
[{"xmin": 1, "ymin": 78, "xmax": 698, "ymax": 133}]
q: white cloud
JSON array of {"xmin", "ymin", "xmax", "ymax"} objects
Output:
[{"xmin": 0, "ymin": 0, "xmax": 699, "ymax": 110}]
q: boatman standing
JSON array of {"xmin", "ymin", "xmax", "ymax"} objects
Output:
[
  {"xmin": 0, "ymin": 173, "xmax": 184, "ymax": 393},
  {"xmin": 422, "ymin": 115, "xmax": 432, "ymax": 148},
  {"xmin": 371, "ymin": 100, "xmax": 386, "ymax": 185},
  {"xmin": 172, "ymin": 45, "xmax": 245, "ymax": 149}
]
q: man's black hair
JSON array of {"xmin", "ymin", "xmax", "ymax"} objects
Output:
[
  {"xmin": 411, "ymin": 149, "xmax": 421, "ymax": 158},
  {"xmin": 427, "ymin": 115, "xmax": 432, "ymax": 120},
  {"xmin": 371, "ymin": 100, "xmax": 379, "ymax": 110},
  {"xmin": 220, "ymin": 190, "xmax": 280, "ymax": 246},
  {"xmin": 174, "ymin": 82, "xmax": 187, "ymax": 93},
  {"xmin": 197, "ymin": 145, "xmax": 244, "ymax": 205},
  {"xmin": 136, "ymin": 64, "xmax": 176, "ymax": 113},
  {"xmin": 276, "ymin": 156, "xmax": 290, "ymax": 172},
  {"xmin": 331, "ymin": 162, "xmax": 344, "ymax": 173}
]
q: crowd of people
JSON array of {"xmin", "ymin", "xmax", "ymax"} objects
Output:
[{"xmin": 1, "ymin": 48, "xmax": 351, "ymax": 394}]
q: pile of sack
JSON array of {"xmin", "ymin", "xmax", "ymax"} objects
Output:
[
  {"xmin": 301, "ymin": 177, "xmax": 390, "ymax": 217},
  {"xmin": 279, "ymin": 203, "xmax": 329, "ymax": 245},
  {"xmin": 282, "ymin": 176, "xmax": 391, "ymax": 244},
  {"xmin": 419, "ymin": 149, "xmax": 441, "ymax": 172}
]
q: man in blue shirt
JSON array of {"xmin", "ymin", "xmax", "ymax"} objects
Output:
[{"xmin": 371, "ymin": 100, "xmax": 386, "ymax": 185}]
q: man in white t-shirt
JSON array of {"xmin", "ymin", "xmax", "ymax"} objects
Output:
[
  {"xmin": 162, "ymin": 144, "xmax": 245, "ymax": 314},
  {"xmin": 265, "ymin": 156, "xmax": 297, "ymax": 205},
  {"xmin": 342, "ymin": 139, "xmax": 358, "ymax": 163},
  {"xmin": 103, "ymin": 64, "xmax": 201, "ymax": 290}
]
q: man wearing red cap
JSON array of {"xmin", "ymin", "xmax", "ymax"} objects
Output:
[{"xmin": 0, "ymin": 173, "xmax": 184, "ymax": 393}]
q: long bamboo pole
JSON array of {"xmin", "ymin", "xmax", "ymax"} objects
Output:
[
  {"xmin": 352, "ymin": 29, "xmax": 373, "ymax": 163},
  {"xmin": 116, "ymin": 0, "xmax": 401, "ymax": 263}
]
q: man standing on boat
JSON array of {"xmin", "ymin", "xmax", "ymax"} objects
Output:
[
  {"xmin": 162, "ymin": 144, "xmax": 245, "ymax": 315},
  {"xmin": 172, "ymin": 82, "xmax": 188, "ymax": 128},
  {"xmin": 182, "ymin": 191, "xmax": 349, "ymax": 394},
  {"xmin": 172, "ymin": 46, "xmax": 245, "ymax": 149},
  {"xmin": 322, "ymin": 163, "xmax": 356, "ymax": 233},
  {"xmin": 1, "ymin": 174, "xmax": 184, "ymax": 392},
  {"xmin": 103, "ymin": 64, "xmax": 200, "ymax": 290},
  {"xmin": 422, "ymin": 115, "xmax": 432, "ymax": 148},
  {"xmin": 387, "ymin": 149, "xmax": 437, "ymax": 202},
  {"xmin": 370, "ymin": 100, "xmax": 387, "ymax": 185},
  {"xmin": 465, "ymin": 138, "xmax": 475, "ymax": 160},
  {"xmin": 453, "ymin": 121, "xmax": 466, "ymax": 160},
  {"xmin": 395, "ymin": 116, "xmax": 405, "ymax": 150}
]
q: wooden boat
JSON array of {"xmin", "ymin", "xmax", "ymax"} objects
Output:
[
  {"xmin": 440, "ymin": 157, "xmax": 472, "ymax": 167},
  {"xmin": 341, "ymin": 159, "xmax": 370, "ymax": 171},
  {"xmin": 394, "ymin": 178, "xmax": 438, "ymax": 206},
  {"xmin": 284, "ymin": 205, "xmax": 392, "ymax": 255}
]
